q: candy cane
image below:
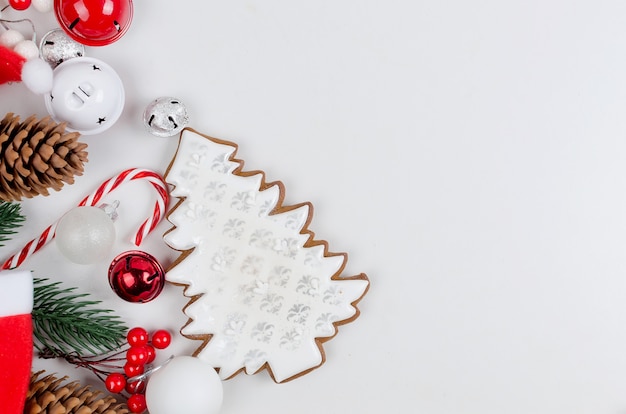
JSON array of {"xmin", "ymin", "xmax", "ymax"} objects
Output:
[{"xmin": 1, "ymin": 168, "xmax": 169, "ymax": 270}]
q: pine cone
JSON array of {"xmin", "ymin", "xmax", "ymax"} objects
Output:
[
  {"xmin": 25, "ymin": 371, "xmax": 129, "ymax": 414},
  {"xmin": 0, "ymin": 113, "xmax": 88, "ymax": 201}
]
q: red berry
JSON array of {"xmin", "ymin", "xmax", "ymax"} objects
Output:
[
  {"xmin": 127, "ymin": 393, "xmax": 147, "ymax": 413},
  {"xmin": 151, "ymin": 329, "xmax": 172, "ymax": 349},
  {"xmin": 126, "ymin": 346, "xmax": 148, "ymax": 365},
  {"xmin": 104, "ymin": 373, "xmax": 126, "ymax": 394},
  {"xmin": 8, "ymin": 0, "xmax": 31, "ymax": 10},
  {"xmin": 124, "ymin": 362, "xmax": 144, "ymax": 378},
  {"xmin": 125, "ymin": 379, "xmax": 146, "ymax": 395},
  {"xmin": 127, "ymin": 327, "xmax": 149, "ymax": 347},
  {"xmin": 144, "ymin": 344, "xmax": 156, "ymax": 364}
]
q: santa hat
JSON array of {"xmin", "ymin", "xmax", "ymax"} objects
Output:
[
  {"xmin": 0, "ymin": 270, "xmax": 33, "ymax": 414},
  {"xmin": 0, "ymin": 43, "xmax": 53, "ymax": 94}
]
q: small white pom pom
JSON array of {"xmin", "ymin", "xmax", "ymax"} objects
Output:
[
  {"xmin": 31, "ymin": 0, "xmax": 53, "ymax": 12},
  {"xmin": 0, "ymin": 30, "xmax": 25, "ymax": 49},
  {"xmin": 22, "ymin": 58, "xmax": 53, "ymax": 94},
  {"xmin": 14, "ymin": 40, "xmax": 39, "ymax": 60}
]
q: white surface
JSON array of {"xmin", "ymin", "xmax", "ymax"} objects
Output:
[{"xmin": 1, "ymin": 1, "xmax": 626, "ymax": 413}]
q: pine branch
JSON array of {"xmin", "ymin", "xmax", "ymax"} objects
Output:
[
  {"xmin": 0, "ymin": 201, "xmax": 24, "ymax": 246},
  {"xmin": 32, "ymin": 278, "xmax": 128, "ymax": 357}
]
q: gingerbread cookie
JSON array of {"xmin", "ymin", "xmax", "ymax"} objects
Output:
[{"xmin": 164, "ymin": 128, "xmax": 369, "ymax": 383}]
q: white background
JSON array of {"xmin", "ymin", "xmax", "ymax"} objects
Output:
[{"xmin": 2, "ymin": 1, "xmax": 626, "ymax": 413}]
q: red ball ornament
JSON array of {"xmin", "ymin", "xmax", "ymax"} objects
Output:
[
  {"xmin": 108, "ymin": 251, "xmax": 165, "ymax": 303},
  {"xmin": 54, "ymin": 0, "xmax": 134, "ymax": 47},
  {"xmin": 124, "ymin": 362, "xmax": 145, "ymax": 378},
  {"xmin": 125, "ymin": 378, "xmax": 146, "ymax": 395},
  {"xmin": 144, "ymin": 344, "xmax": 156, "ymax": 364},
  {"xmin": 127, "ymin": 327, "xmax": 149, "ymax": 347},
  {"xmin": 127, "ymin": 393, "xmax": 147, "ymax": 413},
  {"xmin": 9, "ymin": 0, "xmax": 31, "ymax": 10},
  {"xmin": 126, "ymin": 346, "xmax": 149, "ymax": 365},
  {"xmin": 104, "ymin": 373, "xmax": 126, "ymax": 394},
  {"xmin": 151, "ymin": 329, "xmax": 172, "ymax": 349}
]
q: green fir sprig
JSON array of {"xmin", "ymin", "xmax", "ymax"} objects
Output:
[
  {"xmin": 0, "ymin": 201, "xmax": 24, "ymax": 247},
  {"xmin": 32, "ymin": 278, "xmax": 128, "ymax": 357}
]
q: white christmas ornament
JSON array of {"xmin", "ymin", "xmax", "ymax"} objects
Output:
[
  {"xmin": 145, "ymin": 356, "xmax": 223, "ymax": 414},
  {"xmin": 164, "ymin": 129, "xmax": 369, "ymax": 383},
  {"xmin": 55, "ymin": 206, "xmax": 116, "ymax": 264},
  {"xmin": 44, "ymin": 57, "xmax": 125, "ymax": 135}
]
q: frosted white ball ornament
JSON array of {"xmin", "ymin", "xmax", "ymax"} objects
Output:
[
  {"xmin": 55, "ymin": 206, "xmax": 116, "ymax": 264},
  {"xmin": 145, "ymin": 356, "xmax": 223, "ymax": 414}
]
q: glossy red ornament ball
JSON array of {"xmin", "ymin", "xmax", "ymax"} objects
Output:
[
  {"xmin": 124, "ymin": 362, "xmax": 145, "ymax": 378},
  {"xmin": 104, "ymin": 373, "xmax": 126, "ymax": 394},
  {"xmin": 126, "ymin": 346, "xmax": 149, "ymax": 365},
  {"xmin": 151, "ymin": 329, "xmax": 172, "ymax": 349},
  {"xmin": 144, "ymin": 344, "xmax": 156, "ymax": 364},
  {"xmin": 127, "ymin": 327, "xmax": 149, "ymax": 347},
  {"xmin": 108, "ymin": 251, "xmax": 165, "ymax": 303},
  {"xmin": 54, "ymin": 0, "xmax": 134, "ymax": 47},
  {"xmin": 125, "ymin": 378, "xmax": 146, "ymax": 395},
  {"xmin": 9, "ymin": 0, "xmax": 31, "ymax": 10},
  {"xmin": 127, "ymin": 393, "xmax": 147, "ymax": 413}
]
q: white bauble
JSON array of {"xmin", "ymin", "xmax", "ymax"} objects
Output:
[
  {"xmin": 55, "ymin": 206, "xmax": 116, "ymax": 264},
  {"xmin": 146, "ymin": 356, "xmax": 223, "ymax": 414}
]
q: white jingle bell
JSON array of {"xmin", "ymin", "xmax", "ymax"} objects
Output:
[
  {"xmin": 55, "ymin": 206, "xmax": 116, "ymax": 264},
  {"xmin": 145, "ymin": 356, "xmax": 223, "ymax": 414},
  {"xmin": 44, "ymin": 57, "xmax": 125, "ymax": 135}
]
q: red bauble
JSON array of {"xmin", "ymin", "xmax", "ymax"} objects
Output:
[
  {"xmin": 108, "ymin": 251, "xmax": 165, "ymax": 303},
  {"xmin": 124, "ymin": 362, "xmax": 144, "ymax": 378},
  {"xmin": 127, "ymin": 393, "xmax": 147, "ymax": 413},
  {"xmin": 9, "ymin": 0, "xmax": 31, "ymax": 10},
  {"xmin": 144, "ymin": 344, "xmax": 156, "ymax": 364},
  {"xmin": 126, "ymin": 346, "xmax": 149, "ymax": 365},
  {"xmin": 151, "ymin": 329, "xmax": 172, "ymax": 349},
  {"xmin": 127, "ymin": 327, "xmax": 149, "ymax": 347},
  {"xmin": 125, "ymin": 378, "xmax": 146, "ymax": 395},
  {"xmin": 104, "ymin": 373, "xmax": 126, "ymax": 394},
  {"xmin": 54, "ymin": 0, "xmax": 134, "ymax": 47}
]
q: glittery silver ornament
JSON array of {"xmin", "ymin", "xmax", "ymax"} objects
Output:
[
  {"xmin": 39, "ymin": 29, "xmax": 85, "ymax": 69},
  {"xmin": 143, "ymin": 97, "xmax": 189, "ymax": 137}
]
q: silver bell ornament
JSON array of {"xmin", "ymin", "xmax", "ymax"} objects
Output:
[
  {"xmin": 143, "ymin": 97, "xmax": 189, "ymax": 137},
  {"xmin": 39, "ymin": 29, "xmax": 85, "ymax": 69}
]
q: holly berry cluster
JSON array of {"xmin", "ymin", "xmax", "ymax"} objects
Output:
[{"xmin": 104, "ymin": 327, "xmax": 172, "ymax": 413}]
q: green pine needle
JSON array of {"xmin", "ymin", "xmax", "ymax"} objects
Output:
[
  {"xmin": 32, "ymin": 278, "xmax": 128, "ymax": 357},
  {"xmin": 0, "ymin": 202, "xmax": 24, "ymax": 247}
]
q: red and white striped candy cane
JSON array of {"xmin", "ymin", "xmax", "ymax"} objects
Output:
[{"xmin": 1, "ymin": 168, "xmax": 169, "ymax": 270}]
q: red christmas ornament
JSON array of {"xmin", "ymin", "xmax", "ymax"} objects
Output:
[
  {"xmin": 127, "ymin": 393, "xmax": 147, "ymax": 413},
  {"xmin": 54, "ymin": 0, "xmax": 134, "ymax": 47},
  {"xmin": 8, "ymin": 0, "xmax": 31, "ymax": 10},
  {"xmin": 151, "ymin": 329, "xmax": 172, "ymax": 350},
  {"xmin": 108, "ymin": 251, "xmax": 165, "ymax": 303},
  {"xmin": 104, "ymin": 372, "xmax": 126, "ymax": 394},
  {"xmin": 127, "ymin": 327, "xmax": 149, "ymax": 347}
]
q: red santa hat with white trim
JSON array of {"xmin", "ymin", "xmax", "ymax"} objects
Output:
[{"xmin": 0, "ymin": 270, "xmax": 34, "ymax": 413}]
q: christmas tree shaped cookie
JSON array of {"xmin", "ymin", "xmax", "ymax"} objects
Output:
[{"xmin": 164, "ymin": 129, "xmax": 369, "ymax": 383}]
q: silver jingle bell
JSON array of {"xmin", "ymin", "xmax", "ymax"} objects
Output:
[
  {"xmin": 39, "ymin": 29, "xmax": 85, "ymax": 69},
  {"xmin": 143, "ymin": 97, "xmax": 189, "ymax": 137}
]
